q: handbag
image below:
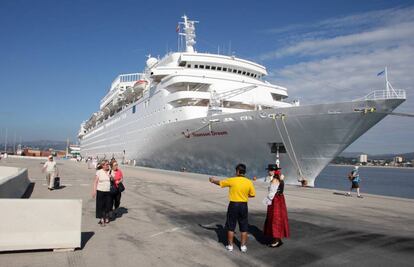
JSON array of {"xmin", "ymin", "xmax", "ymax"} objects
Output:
[
  {"xmin": 110, "ymin": 180, "xmax": 118, "ymax": 194},
  {"xmin": 109, "ymin": 171, "xmax": 118, "ymax": 194},
  {"xmin": 118, "ymin": 182, "xmax": 125, "ymax": 193}
]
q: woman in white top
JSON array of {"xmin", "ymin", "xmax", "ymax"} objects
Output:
[{"xmin": 92, "ymin": 160, "xmax": 112, "ymax": 226}]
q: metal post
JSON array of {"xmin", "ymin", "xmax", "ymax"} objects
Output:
[
  {"xmin": 385, "ymin": 66, "xmax": 389, "ymax": 97},
  {"xmin": 4, "ymin": 128, "xmax": 7, "ymax": 153},
  {"xmin": 276, "ymin": 144, "xmax": 280, "ymax": 167}
]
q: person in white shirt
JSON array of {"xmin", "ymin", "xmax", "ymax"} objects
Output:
[
  {"xmin": 92, "ymin": 160, "xmax": 112, "ymax": 226},
  {"xmin": 42, "ymin": 155, "xmax": 58, "ymax": 190}
]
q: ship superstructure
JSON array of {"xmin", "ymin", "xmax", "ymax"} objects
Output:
[{"xmin": 79, "ymin": 16, "xmax": 406, "ymax": 186}]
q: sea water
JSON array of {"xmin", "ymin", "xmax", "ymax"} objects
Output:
[{"xmin": 315, "ymin": 165, "xmax": 414, "ymax": 199}]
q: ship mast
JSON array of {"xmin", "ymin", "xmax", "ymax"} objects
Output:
[{"xmin": 179, "ymin": 15, "xmax": 198, "ymax": 53}]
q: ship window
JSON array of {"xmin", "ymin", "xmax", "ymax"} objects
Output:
[
  {"xmin": 211, "ymin": 66, "xmax": 216, "ymax": 70},
  {"xmin": 200, "ymin": 65, "xmax": 204, "ymax": 69},
  {"xmin": 132, "ymin": 105, "xmax": 136, "ymax": 113},
  {"xmin": 271, "ymin": 93, "xmax": 282, "ymax": 101},
  {"xmin": 195, "ymin": 65, "xmax": 199, "ymax": 68},
  {"xmin": 254, "ymin": 74, "xmax": 257, "ymax": 78},
  {"xmin": 228, "ymin": 68, "xmax": 232, "ymax": 72},
  {"xmin": 223, "ymin": 67, "xmax": 227, "ymax": 71},
  {"xmin": 242, "ymin": 71, "xmax": 246, "ymax": 75},
  {"xmin": 233, "ymin": 69, "xmax": 237, "ymax": 73},
  {"xmin": 179, "ymin": 61, "xmax": 186, "ymax": 67},
  {"xmin": 237, "ymin": 70, "xmax": 242, "ymax": 74},
  {"xmin": 206, "ymin": 65, "xmax": 210, "ymax": 69},
  {"xmin": 187, "ymin": 64, "xmax": 191, "ymax": 68},
  {"xmin": 217, "ymin": 67, "xmax": 222, "ymax": 71},
  {"xmin": 246, "ymin": 72, "xmax": 250, "ymax": 76}
]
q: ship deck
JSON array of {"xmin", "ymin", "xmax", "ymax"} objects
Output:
[{"xmin": 1, "ymin": 158, "xmax": 413, "ymax": 267}]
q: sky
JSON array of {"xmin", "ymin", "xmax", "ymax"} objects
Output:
[{"xmin": 0, "ymin": 0, "xmax": 413, "ymax": 154}]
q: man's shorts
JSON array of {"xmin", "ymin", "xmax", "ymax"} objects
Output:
[
  {"xmin": 225, "ymin": 202, "xmax": 248, "ymax": 232},
  {"xmin": 352, "ymin": 181, "xmax": 360, "ymax": 188}
]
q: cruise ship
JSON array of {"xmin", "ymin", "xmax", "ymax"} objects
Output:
[{"xmin": 78, "ymin": 16, "xmax": 406, "ymax": 186}]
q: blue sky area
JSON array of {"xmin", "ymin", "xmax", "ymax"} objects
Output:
[{"xmin": 0, "ymin": 0, "xmax": 413, "ymax": 154}]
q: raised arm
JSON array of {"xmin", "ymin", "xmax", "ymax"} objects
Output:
[
  {"xmin": 209, "ymin": 177, "xmax": 221, "ymax": 186},
  {"xmin": 249, "ymin": 182, "xmax": 256, "ymax": 198}
]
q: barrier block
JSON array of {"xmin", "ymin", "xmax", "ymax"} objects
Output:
[
  {"xmin": 0, "ymin": 167, "xmax": 30, "ymax": 198},
  {"xmin": 0, "ymin": 199, "xmax": 82, "ymax": 251}
]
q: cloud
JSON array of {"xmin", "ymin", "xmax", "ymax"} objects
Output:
[
  {"xmin": 264, "ymin": 6, "xmax": 414, "ymax": 37},
  {"xmin": 270, "ymin": 45, "xmax": 414, "ymax": 103},
  {"xmin": 261, "ymin": 6, "xmax": 414, "ymax": 153},
  {"xmin": 260, "ymin": 21, "xmax": 414, "ymax": 60}
]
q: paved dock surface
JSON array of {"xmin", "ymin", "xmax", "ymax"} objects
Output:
[{"xmin": 1, "ymin": 158, "xmax": 414, "ymax": 267}]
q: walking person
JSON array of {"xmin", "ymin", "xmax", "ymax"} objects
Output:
[
  {"xmin": 346, "ymin": 166, "xmax": 363, "ymax": 198},
  {"xmin": 209, "ymin": 163, "xmax": 256, "ymax": 253},
  {"xmin": 263, "ymin": 164, "xmax": 290, "ymax": 247},
  {"xmin": 42, "ymin": 155, "xmax": 58, "ymax": 190},
  {"xmin": 110, "ymin": 161, "xmax": 124, "ymax": 217},
  {"xmin": 92, "ymin": 160, "xmax": 112, "ymax": 226}
]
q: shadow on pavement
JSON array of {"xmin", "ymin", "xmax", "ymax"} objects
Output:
[
  {"xmin": 155, "ymin": 208, "xmax": 414, "ymax": 266},
  {"xmin": 21, "ymin": 182, "xmax": 35, "ymax": 198},
  {"xmin": 81, "ymin": 231, "xmax": 95, "ymax": 250}
]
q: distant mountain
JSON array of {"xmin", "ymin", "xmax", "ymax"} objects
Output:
[
  {"xmin": 0, "ymin": 140, "xmax": 68, "ymax": 151},
  {"xmin": 340, "ymin": 151, "xmax": 414, "ymax": 161}
]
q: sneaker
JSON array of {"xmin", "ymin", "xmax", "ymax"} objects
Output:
[
  {"xmin": 225, "ymin": 245, "xmax": 233, "ymax": 252},
  {"xmin": 269, "ymin": 240, "xmax": 283, "ymax": 247},
  {"xmin": 357, "ymin": 195, "xmax": 363, "ymax": 198},
  {"xmin": 240, "ymin": 245, "xmax": 247, "ymax": 253},
  {"xmin": 345, "ymin": 192, "xmax": 351, "ymax": 197}
]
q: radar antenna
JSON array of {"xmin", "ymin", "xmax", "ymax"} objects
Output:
[{"xmin": 179, "ymin": 15, "xmax": 198, "ymax": 53}]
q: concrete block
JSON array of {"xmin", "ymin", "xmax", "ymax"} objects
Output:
[
  {"xmin": 0, "ymin": 199, "xmax": 82, "ymax": 251},
  {"xmin": 0, "ymin": 166, "xmax": 30, "ymax": 198}
]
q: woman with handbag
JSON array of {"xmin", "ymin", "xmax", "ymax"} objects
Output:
[
  {"xmin": 110, "ymin": 161, "xmax": 125, "ymax": 216},
  {"xmin": 263, "ymin": 165, "xmax": 290, "ymax": 247},
  {"xmin": 92, "ymin": 160, "xmax": 112, "ymax": 226}
]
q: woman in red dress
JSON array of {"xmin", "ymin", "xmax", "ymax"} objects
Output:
[{"xmin": 263, "ymin": 164, "xmax": 290, "ymax": 247}]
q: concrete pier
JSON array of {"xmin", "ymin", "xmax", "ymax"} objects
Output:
[{"xmin": 0, "ymin": 158, "xmax": 413, "ymax": 266}]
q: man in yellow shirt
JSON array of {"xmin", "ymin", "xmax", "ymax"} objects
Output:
[{"xmin": 209, "ymin": 163, "xmax": 256, "ymax": 253}]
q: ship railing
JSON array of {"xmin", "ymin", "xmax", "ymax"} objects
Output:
[{"xmin": 355, "ymin": 89, "xmax": 406, "ymax": 101}]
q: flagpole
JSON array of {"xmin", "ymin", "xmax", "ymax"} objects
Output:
[{"xmin": 385, "ymin": 66, "xmax": 389, "ymax": 94}]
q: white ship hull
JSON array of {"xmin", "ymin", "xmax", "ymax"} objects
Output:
[{"xmin": 80, "ymin": 97, "xmax": 405, "ymax": 186}]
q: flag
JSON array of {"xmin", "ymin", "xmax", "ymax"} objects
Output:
[
  {"xmin": 176, "ymin": 24, "xmax": 180, "ymax": 33},
  {"xmin": 377, "ymin": 70, "xmax": 385, "ymax": 76}
]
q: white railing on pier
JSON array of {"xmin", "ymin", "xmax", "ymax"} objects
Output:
[{"xmin": 355, "ymin": 89, "xmax": 406, "ymax": 101}]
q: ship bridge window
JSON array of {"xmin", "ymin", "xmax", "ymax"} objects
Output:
[
  {"xmin": 223, "ymin": 67, "xmax": 227, "ymax": 71},
  {"xmin": 166, "ymin": 82, "xmax": 210, "ymax": 93},
  {"xmin": 169, "ymin": 98, "xmax": 210, "ymax": 108},
  {"xmin": 195, "ymin": 65, "xmax": 199, "ymax": 68},
  {"xmin": 222, "ymin": 101, "xmax": 255, "ymax": 110},
  {"xmin": 217, "ymin": 67, "xmax": 222, "ymax": 71},
  {"xmin": 206, "ymin": 65, "xmax": 210, "ymax": 69},
  {"xmin": 200, "ymin": 65, "xmax": 205, "ymax": 69},
  {"xmin": 271, "ymin": 93, "xmax": 283, "ymax": 101},
  {"xmin": 179, "ymin": 61, "xmax": 186, "ymax": 67}
]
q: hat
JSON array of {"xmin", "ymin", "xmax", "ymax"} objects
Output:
[
  {"xmin": 266, "ymin": 164, "xmax": 280, "ymax": 171},
  {"xmin": 48, "ymin": 155, "xmax": 53, "ymax": 159}
]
